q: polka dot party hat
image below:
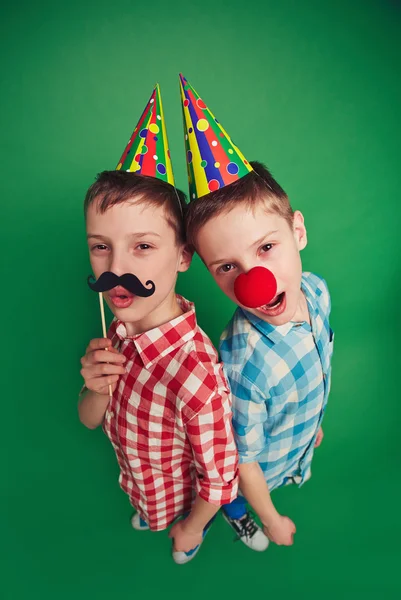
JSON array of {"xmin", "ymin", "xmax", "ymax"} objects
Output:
[
  {"xmin": 116, "ymin": 84, "xmax": 175, "ymax": 185},
  {"xmin": 179, "ymin": 73, "xmax": 253, "ymax": 200}
]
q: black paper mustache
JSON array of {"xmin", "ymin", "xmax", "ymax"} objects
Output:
[{"xmin": 87, "ymin": 272, "xmax": 156, "ymax": 297}]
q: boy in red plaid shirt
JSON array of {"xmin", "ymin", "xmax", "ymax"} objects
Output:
[
  {"xmin": 78, "ymin": 86, "xmax": 238, "ymax": 564},
  {"xmin": 78, "ymin": 169, "xmax": 238, "ymax": 564}
]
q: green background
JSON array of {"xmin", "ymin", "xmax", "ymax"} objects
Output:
[{"xmin": 1, "ymin": 0, "xmax": 401, "ymax": 598}]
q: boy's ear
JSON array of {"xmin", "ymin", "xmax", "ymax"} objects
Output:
[
  {"xmin": 293, "ymin": 210, "xmax": 307, "ymax": 250},
  {"xmin": 178, "ymin": 244, "xmax": 194, "ymax": 273}
]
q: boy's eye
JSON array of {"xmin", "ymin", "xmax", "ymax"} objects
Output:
[
  {"xmin": 92, "ymin": 244, "xmax": 108, "ymax": 251},
  {"xmin": 219, "ymin": 264, "xmax": 235, "ymax": 274},
  {"xmin": 137, "ymin": 243, "xmax": 151, "ymax": 250},
  {"xmin": 260, "ymin": 243, "xmax": 273, "ymax": 253}
]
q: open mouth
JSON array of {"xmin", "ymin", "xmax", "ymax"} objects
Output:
[
  {"xmin": 258, "ymin": 292, "xmax": 286, "ymax": 317},
  {"xmin": 108, "ymin": 287, "xmax": 135, "ymax": 309}
]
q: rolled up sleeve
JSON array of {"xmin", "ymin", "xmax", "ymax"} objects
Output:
[{"xmin": 185, "ymin": 391, "xmax": 239, "ymax": 506}]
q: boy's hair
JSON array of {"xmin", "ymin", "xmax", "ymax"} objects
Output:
[
  {"xmin": 84, "ymin": 170, "xmax": 188, "ymax": 244},
  {"xmin": 185, "ymin": 161, "xmax": 294, "ymax": 250}
]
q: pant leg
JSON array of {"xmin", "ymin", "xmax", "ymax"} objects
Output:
[{"xmin": 222, "ymin": 495, "xmax": 247, "ymax": 519}]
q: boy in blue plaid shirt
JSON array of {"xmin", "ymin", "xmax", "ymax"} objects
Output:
[{"xmin": 185, "ymin": 161, "xmax": 334, "ymax": 551}]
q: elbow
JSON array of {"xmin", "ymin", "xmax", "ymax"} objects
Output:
[
  {"xmin": 83, "ymin": 421, "xmax": 99, "ymax": 430},
  {"xmin": 78, "ymin": 407, "xmax": 101, "ymax": 430},
  {"xmin": 80, "ymin": 417, "xmax": 100, "ymax": 430}
]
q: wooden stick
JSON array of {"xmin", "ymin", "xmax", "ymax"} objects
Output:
[{"xmin": 99, "ymin": 292, "xmax": 113, "ymax": 399}]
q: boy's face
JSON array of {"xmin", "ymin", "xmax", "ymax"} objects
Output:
[
  {"xmin": 86, "ymin": 198, "xmax": 190, "ymax": 330},
  {"xmin": 196, "ymin": 201, "xmax": 307, "ymax": 326}
]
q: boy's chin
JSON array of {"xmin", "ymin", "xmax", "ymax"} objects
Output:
[{"xmin": 253, "ymin": 309, "xmax": 291, "ymax": 326}]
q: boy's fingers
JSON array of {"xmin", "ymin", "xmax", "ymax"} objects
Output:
[
  {"xmin": 91, "ymin": 350, "xmax": 126, "ymax": 364},
  {"xmin": 107, "ymin": 346, "xmax": 120, "ymax": 355},
  {"xmin": 95, "ymin": 363, "xmax": 126, "ymax": 376},
  {"xmin": 84, "ymin": 363, "xmax": 126, "ymax": 378},
  {"xmin": 168, "ymin": 524, "xmax": 177, "ymax": 539},
  {"xmin": 96, "ymin": 375, "xmax": 120, "ymax": 394},
  {"xmin": 94, "ymin": 373, "xmax": 120, "ymax": 385},
  {"xmin": 87, "ymin": 338, "xmax": 112, "ymax": 352},
  {"xmin": 83, "ymin": 350, "xmax": 126, "ymax": 366},
  {"xmin": 86, "ymin": 374, "xmax": 120, "ymax": 394}
]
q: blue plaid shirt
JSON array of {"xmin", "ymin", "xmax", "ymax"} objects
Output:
[{"xmin": 220, "ymin": 272, "xmax": 333, "ymax": 491}]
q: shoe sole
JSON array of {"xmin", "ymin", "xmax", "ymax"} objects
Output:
[
  {"xmin": 172, "ymin": 543, "xmax": 202, "ymax": 565},
  {"xmin": 131, "ymin": 524, "xmax": 150, "ymax": 531}
]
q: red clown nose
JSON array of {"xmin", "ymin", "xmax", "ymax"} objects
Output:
[{"xmin": 234, "ymin": 266, "xmax": 277, "ymax": 309}]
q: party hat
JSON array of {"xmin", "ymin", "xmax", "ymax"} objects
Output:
[
  {"xmin": 179, "ymin": 73, "xmax": 253, "ymax": 200},
  {"xmin": 116, "ymin": 84, "xmax": 175, "ymax": 185}
]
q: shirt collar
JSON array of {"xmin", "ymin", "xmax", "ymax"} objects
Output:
[
  {"xmin": 242, "ymin": 275, "xmax": 320, "ymax": 345},
  {"xmin": 114, "ymin": 295, "xmax": 197, "ymax": 368}
]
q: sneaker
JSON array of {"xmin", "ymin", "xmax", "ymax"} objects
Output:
[
  {"xmin": 222, "ymin": 511, "xmax": 269, "ymax": 551},
  {"xmin": 172, "ymin": 517, "xmax": 214, "ymax": 565},
  {"xmin": 131, "ymin": 513, "xmax": 150, "ymax": 531}
]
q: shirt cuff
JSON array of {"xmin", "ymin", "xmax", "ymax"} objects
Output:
[{"xmin": 195, "ymin": 474, "xmax": 239, "ymax": 506}]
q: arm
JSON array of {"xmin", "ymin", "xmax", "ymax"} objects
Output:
[
  {"xmin": 78, "ymin": 389, "xmax": 110, "ymax": 430},
  {"xmin": 168, "ymin": 496, "xmax": 221, "ymax": 552},
  {"xmin": 239, "ymin": 462, "xmax": 295, "ymax": 544},
  {"xmin": 238, "ymin": 461, "xmax": 279, "ymax": 524},
  {"xmin": 78, "ymin": 337, "xmax": 126, "ymax": 430},
  {"xmin": 229, "ymin": 370, "xmax": 296, "ymax": 545},
  {"xmin": 170, "ymin": 390, "xmax": 238, "ymax": 551}
]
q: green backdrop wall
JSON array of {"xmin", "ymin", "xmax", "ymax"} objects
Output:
[{"xmin": 1, "ymin": 1, "xmax": 401, "ymax": 598}]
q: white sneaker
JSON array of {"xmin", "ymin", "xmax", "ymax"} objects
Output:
[
  {"xmin": 131, "ymin": 513, "xmax": 150, "ymax": 531},
  {"xmin": 172, "ymin": 543, "xmax": 202, "ymax": 565},
  {"xmin": 172, "ymin": 517, "xmax": 214, "ymax": 565},
  {"xmin": 222, "ymin": 511, "xmax": 269, "ymax": 551}
]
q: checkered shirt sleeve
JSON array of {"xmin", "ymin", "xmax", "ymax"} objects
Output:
[
  {"xmin": 186, "ymin": 389, "xmax": 239, "ymax": 505},
  {"xmin": 227, "ymin": 369, "xmax": 268, "ymax": 464}
]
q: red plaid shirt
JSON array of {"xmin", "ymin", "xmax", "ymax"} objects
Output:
[{"xmin": 103, "ymin": 295, "xmax": 238, "ymax": 531}]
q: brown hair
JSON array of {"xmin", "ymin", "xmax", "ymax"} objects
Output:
[
  {"xmin": 84, "ymin": 170, "xmax": 187, "ymax": 244},
  {"xmin": 185, "ymin": 161, "xmax": 294, "ymax": 249}
]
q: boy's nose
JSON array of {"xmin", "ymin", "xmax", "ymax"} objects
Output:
[
  {"xmin": 109, "ymin": 255, "xmax": 129, "ymax": 277},
  {"xmin": 234, "ymin": 266, "xmax": 277, "ymax": 308}
]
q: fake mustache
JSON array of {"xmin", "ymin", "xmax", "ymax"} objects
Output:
[{"xmin": 87, "ymin": 272, "xmax": 156, "ymax": 297}]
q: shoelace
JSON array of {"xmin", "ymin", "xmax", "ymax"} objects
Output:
[{"xmin": 233, "ymin": 512, "xmax": 258, "ymax": 542}]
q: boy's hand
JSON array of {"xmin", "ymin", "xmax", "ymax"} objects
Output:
[
  {"xmin": 80, "ymin": 338, "xmax": 126, "ymax": 395},
  {"xmin": 314, "ymin": 427, "xmax": 324, "ymax": 448},
  {"xmin": 169, "ymin": 520, "xmax": 203, "ymax": 553},
  {"xmin": 263, "ymin": 514, "xmax": 296, "ymax": 546}
]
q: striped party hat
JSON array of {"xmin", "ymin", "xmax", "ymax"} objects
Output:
[
  {"xmin": 179, "ymin": 73, "xmax": 253, "ymax": 200},
  {"xmin": 116, "ymin": 84, "xmax": 175, "ymax": 185}
]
